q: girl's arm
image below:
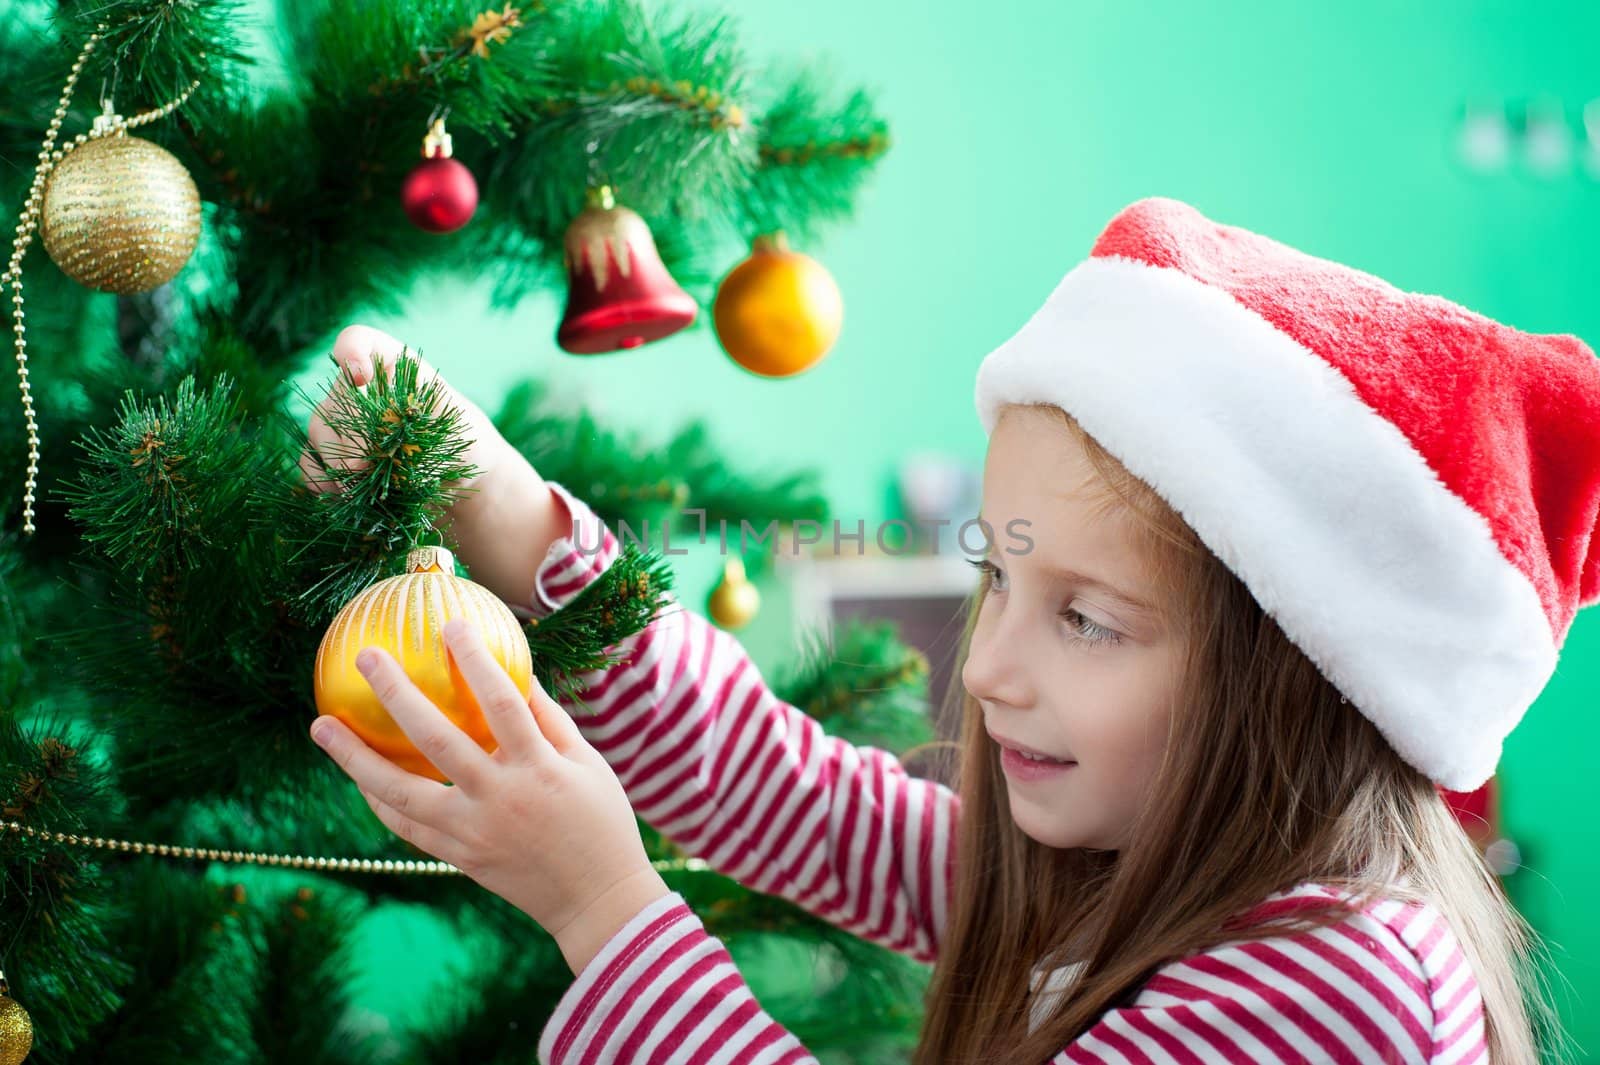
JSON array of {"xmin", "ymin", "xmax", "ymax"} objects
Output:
[
  {"xmin": 1051, "ymin": 890, "xmax": 1464, "ymax": 1065},
  {"xmin": 538, "ymin": 892, "xmax": 814, "ymax": 1063},
  {"xmin": 519, "ymin": 481, "xmax": 959, "ymax": 968},
  {"xmin": 539, "ymin": 886, "xmax": 1453, "ymax": 1063}
]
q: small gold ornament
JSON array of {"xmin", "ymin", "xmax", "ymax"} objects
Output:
[
  {"xmin": 0, "ymin": 971, "xmax": 32, "ymax": 1065},
  {"xmin": 313, "ymin": 546, "xmax": 533, "ymax": 781},
  {"xmin": 707, "ymin": 557, "xmax": 760, "ymax": 630},
  {"xmin": 40, "ymin": 113, "xmax": 201, "ymax": 295}
]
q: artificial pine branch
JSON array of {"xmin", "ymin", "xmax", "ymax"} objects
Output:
[
  {"xmin": 406, "ymin": 927, "xmax": 573, "ymax": 1065},
  {"xmin": 75, "ymin": 869, "xmax": 258, "ymax": 1064},
  {"xmin": 492, "ymin": 379, "xmax": 829, "ymax": 540},
  {"xmin": 63, "ymin": 374, "xmax": 265, "ymax": 588},
  {"xmin": 0, "ymin": 539, "xmax": 33, "ymax": 705},
  {"xmin": 0, "ymin": 715, "xmax": 131, "ymax": 1057},
  {"xmin": 244, "ymin": 885, "xmax": 385, "ymax": 1065},
  {"xmin": 744, "ymin": 71, "xmax": 891, "ymax": 243},
  {"xmin": 524, "ymin": 545, "xmax": 676, "ymax": 707}
]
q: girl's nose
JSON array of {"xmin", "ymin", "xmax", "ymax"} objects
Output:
[{"xmin": 961, "ymin": 607, "xmax": 1037, "ymax": 711}]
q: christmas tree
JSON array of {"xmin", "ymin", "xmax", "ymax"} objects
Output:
[{"xmin": 0, "ymin": 1, "xmax": 941, "ymax": 1061}]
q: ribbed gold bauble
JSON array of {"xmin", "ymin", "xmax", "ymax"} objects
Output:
[
  {"xmin": 313, "ymin": 547, "xmax": 533, "ymax": 782},
  {"xmin": 0, "ymin": 992, "xmax": 30, "ymax": 1065},
  {"xmin": 40, "ymin": 131, "xmax": 201, "ymax": 295}
]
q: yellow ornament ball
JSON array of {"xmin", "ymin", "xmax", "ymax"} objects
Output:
[
  {"xmin": 40, "ymin": 129, "xmax": 201, "ymax": 296},
  {"xmin": 713, "ymin": 232, "xmax": 842, "ymax": 377},
  {"xmin": 707, "ymin": 557, "xmax": 760, "ymax": 630},
  {"xmin": 313, "ymin": 546, "xmax": 533, "ymax": 782}
]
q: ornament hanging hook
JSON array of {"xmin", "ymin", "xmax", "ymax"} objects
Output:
[
  {"xmin": 582, "ymin": 137, "xmax": 615, "ymax": 197},
  {"xmin": 95, "ymin": 68, "xmax": 122, "ymax": 136}
]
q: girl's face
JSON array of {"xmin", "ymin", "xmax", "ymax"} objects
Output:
[{"xmin": 962, "ymin": 406, "xmax": 1184, "ymax": 851}]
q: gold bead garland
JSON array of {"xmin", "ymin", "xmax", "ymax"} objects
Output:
[
  {"xmin": 0, "ymin": 818, "xmax": 709, "ymax": 877},
  {"xmin": 1, "ymin": 23, "xmax": 201, "ymax": 534}
]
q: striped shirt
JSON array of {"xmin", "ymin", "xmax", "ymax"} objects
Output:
[{"xmin": 524, "ymin": 481, "xmax": 1488, "ymax": 1065}]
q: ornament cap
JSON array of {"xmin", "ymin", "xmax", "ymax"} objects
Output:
[
  {"xmin": 724, "ymin": 557, "xmax": 747, "ymax": 581},
  {"xmin": 586, "ymin": 184, "xmax": 617, "ymax": 211},
  {"xmin": 423, "ymin": 116, "xmax": 453, "ymax": 159},
  {"xmin": 407, "ymin": 545, "xmax": 455, "ymax": 574},
  {"xmin": 90, "ymin": 99, "xmax": 124, "ymax": 136},
  {"xmin": 752, "ymin": 230, "xmax": 790, "ymax": 254}
]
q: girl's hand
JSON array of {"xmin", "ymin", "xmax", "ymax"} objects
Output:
[
  {"xmin": 301, "ymin": 323, "xmax": 568, "ymax": 607},
  {"xmin": 300, "ymin": 323, "xmax": 513, "ymax": 498},
  {"xmin": 307, "ymin": 616, "xmax": 670, "ymax": 975}
]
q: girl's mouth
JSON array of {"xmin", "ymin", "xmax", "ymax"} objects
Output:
[{"xmin": 998, "ymin": 744, "xmax": 1077, "ymax": 780}]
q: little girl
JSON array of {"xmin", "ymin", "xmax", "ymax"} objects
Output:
[{"xmin": 307, "ymin": 197, "xmax": 1599, "ymax": 1063}]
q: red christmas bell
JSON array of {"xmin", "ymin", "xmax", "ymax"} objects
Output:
[
  {"xmin": 557, "ymin": 185, "xmax": 698, "ymax": 354},
  {"xmin": 402, "ymin": 117, "xmax": 477, "ymax": 234}
]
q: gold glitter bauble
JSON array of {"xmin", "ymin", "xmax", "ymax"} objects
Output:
[
  {"xmin": 0, "ymin": 994, "xmax": 32, "ymax": 1065},
  {"xmin": 40, "ymin": 132, "xmax": 200, "ymax": 295},
  {"xmin": 313, "ymin": 546, "xmax": 533, "ymax": 782}
]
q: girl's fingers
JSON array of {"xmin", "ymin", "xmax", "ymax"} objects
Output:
[
  {"xmin": 298, "ymin": 449, "xmax": 340, "ymax": 494},
  {"xmin": 443, "ymin": 618, "xmax": 545, "ymax": 765},
  {"xmin": 527, "ymin": 672, "xmax": 590, "ymax": 759},
  {"xmin": 358, "ymin": 787, "xmax": 470, "ymax": 871},
  {"xmin": 332, "ymin": 323, "xmax": 445, "ymax": 391},
  {"xmin": 332, "ymin": 324, "xmax": 406, "ymax": 386},
  {"xmin": 355, "ymin": 647, "xmax": 495, "ymax": 793},
  {"xmin": 309, "ymin": 716, "xmax": 458, "ymax": 829},
  {"xmin": 305, "ymin": 407, "xmax": 370, "ymax": 478}
]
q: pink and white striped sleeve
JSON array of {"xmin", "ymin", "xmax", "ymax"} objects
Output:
[
  {"xmin": 1051, "ymin": 887, "xmax": 1482, "ymax": 1065},
  {"xmin": 526, "ymin": 480, "xmax": 959, "ymax": 1062},
  {"xmin": 536, "ymin": 891, "xmax": 823, "ymax": 1063}
]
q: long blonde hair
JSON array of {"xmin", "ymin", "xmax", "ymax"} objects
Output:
[{"xmin": 911, "ymin": 404, "xmax": 1561, "ymax": 1064}]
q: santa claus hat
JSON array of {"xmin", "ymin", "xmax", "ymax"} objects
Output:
[{"xmin": 974, "ymin": 196, "xmax": 1600, "ymax": 791}]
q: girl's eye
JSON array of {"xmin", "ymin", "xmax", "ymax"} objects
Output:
[
  {"xmin": 1060, "ymin": 607, "xmax": 1121, "ymax": 647},
  {"xmin": 966, "ymin": 556, "xmax": 1006, "ymax": 592},
  {"xmin": 966, "ymin": 557, "xmax": 1122, "ymax": 647}
]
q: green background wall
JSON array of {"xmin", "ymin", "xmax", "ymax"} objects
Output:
[{"xmin": 263, "ymin": 1, "xmax": 1600, "ymax": 1055}]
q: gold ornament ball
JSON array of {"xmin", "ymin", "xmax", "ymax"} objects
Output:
[
  {"xmin": 41, "ymin": 132, "xmax": 201, "ymax": 295},
  {"xmin": 708, "ymin": 558, "xmax": 760, "ymax": 630},
  {"xmin": 313, "ymin": 547, "xmax": 533, "ymax": 782},
  {"xmin": 0, "ymin": 994, "xmax": 31, "ymax": 1065},
  {"xmin": 713, "ymin": 232, "xmax": 842, "ymax": 378}
]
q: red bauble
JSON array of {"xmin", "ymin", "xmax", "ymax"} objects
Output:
[
  {"xmin": 402, "ymin": 117, "xmax": 477, "ymax": 233},
  {"xmin": 557, "ymin": 185, "xmax": 698, "ymax": 354},
  {"xmin": 403, "ymin": 155, "xmax": 477, "ymax": 234}
]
